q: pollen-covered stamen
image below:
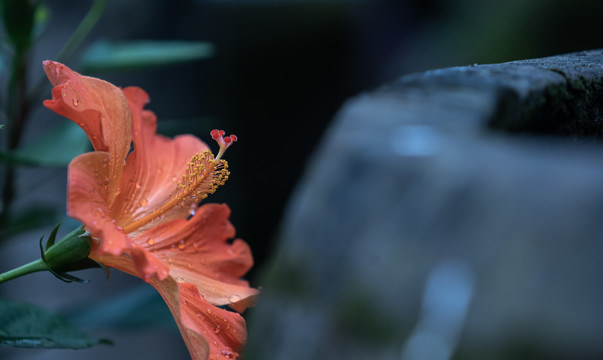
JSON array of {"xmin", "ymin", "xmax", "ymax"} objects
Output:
[
  {"xmin": 175, "ymin": 151, "xmax": 230, "ymax": 202},
  {"xmin": 122, "ymin": 151, "xmax": 230, "ymax": 234},
  {"xmin": 211, "ymin": 129, "xmax": 237, "ymax": 161}
]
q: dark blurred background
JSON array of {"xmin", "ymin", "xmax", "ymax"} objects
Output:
[
  {"xmin": 57, "ymin": 0, "xmax": 603, "ymax": 280},
  {"xmin": 1, "ymin": 0, "xmax": 602, "ymax": 358}
]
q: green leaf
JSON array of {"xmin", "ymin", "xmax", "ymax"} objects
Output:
[
  {"xmin": 1, "ymin": 120, "xmax": 90, "ymax": 167},
  {"xmin": 80, "ymin": 40, "xmax": 214, "ymax": 72},
  {"xmin": 0, "ymin": 298, "xmax": 112, "ymax": 349}
]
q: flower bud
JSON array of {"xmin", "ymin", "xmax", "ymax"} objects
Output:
[{"xmin": 43, "ymin": 227, "xmax": 92, "ymax": 272}]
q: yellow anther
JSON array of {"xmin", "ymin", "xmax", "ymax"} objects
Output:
[{"xmin": 122, "ymin": 151, "xmax": 230, "ymax": 234}]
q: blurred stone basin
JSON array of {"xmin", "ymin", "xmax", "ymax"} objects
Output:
[{"xmin": 246, "ymin": 49, "xmax": 603, "ymax": 360}]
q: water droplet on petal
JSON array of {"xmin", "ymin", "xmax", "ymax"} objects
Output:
[
  {"xmin": 229, "ymin": 295, "xmax": 241, "ymax": 303},
  {"xmin": 189, "ymin": 203, "xmax": 197, "ymax": 216},
  {"xmin": 220, "ymin": 350, "xmax": 234, "ymax": 359},
  {"xmin": 139, "ymin": 199, "xmax": 148, "ymax": 206},
  {"xmin": 147, "ymin": 239, "xmax": 155, "ymax": 245},
  {"xmin": 206, "ymin": 308, "xmax": 212, "ymax": 314},
  {"xmin": 72, "ymin": 98, "xmax": 79, "ymax": 106},
  {"xmin": 213, "ymin": 325, "xmax": 221, "ymax": 334}
]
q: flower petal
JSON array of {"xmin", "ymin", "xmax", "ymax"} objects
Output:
[
  {"xmin": 43, "ymin": 60, "xmax": 131, "ymax": 200},
  {"xmin": 136, "ymin": 204, "xmax": 258, "ymax": 311},
  {"xmin": 67, "ymin": 152, "xmax": 129, "ymax": 256},
  {"xmin": 131, "ymin": 244, "xmax": 170, "ymax": 281},
  {"xmin": 110, "ymin": 87, "xmax": 211, "ymax": 232},
  {"xmin": 152, "ymin": 279, "xmax": 247, "ymax": 360}
]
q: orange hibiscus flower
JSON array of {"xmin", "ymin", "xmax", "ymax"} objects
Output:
[{"xmin": 43, "ymin": 60, "xmax": 258, "ymax": 360}]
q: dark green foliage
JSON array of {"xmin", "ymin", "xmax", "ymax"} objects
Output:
[
  {"xmin": 0, "ymin": 298, "xmax": 111, "ymax": 349},
  {"xmin": 0, "ymin": 0, "xmax": 38, "ymax": 52},
  {"xmin": 0, "ymin": 208, "xmax": 59, "ymax": 239},
  {"xmin": 0, "ymin": 120, "xmax": 90, "ymax": 167},
  {"xmin": 81, "ymin": 40, "xmax": 214, "ymax": 72}
]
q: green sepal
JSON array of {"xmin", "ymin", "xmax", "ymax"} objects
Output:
[
  {"xmin": 42, "ymin": 225, "xmax": 89, "ymax": 268},
  {"xmin": 44, "ymin": 222, "xmax": 61, "ymax": 251},
  {"xmin": 39, "ymin": 229, "xmax": 87, "ymax": 283},
  {"xmin": 39, "ymin": 225, "xmax": 99, "ymax": 283}
]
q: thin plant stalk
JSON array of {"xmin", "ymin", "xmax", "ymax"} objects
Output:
[{"xmin": 0, "ymin": 0, "xmax": 107, "ymax": 225}]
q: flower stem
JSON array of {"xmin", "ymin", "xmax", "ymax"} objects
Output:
[
  {"xmin": 0, "ymin": 258, "xmax": 48, "ymax": 284},
  {"xmin": 0, "ymin": 43, "xmax": 30, "ymax": 224}
]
